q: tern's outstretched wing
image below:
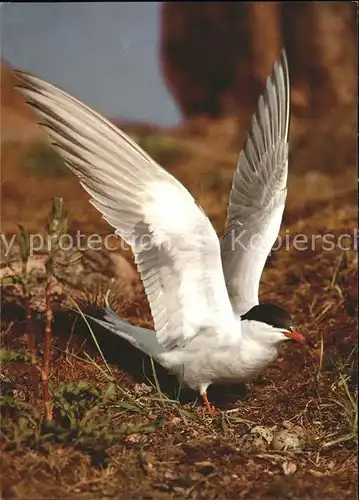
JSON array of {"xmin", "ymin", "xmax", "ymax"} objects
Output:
[
  {"xmin": 221, "ymin": 49, "xmax": 290, "ymax": 315},
  {"xmin": 15, "ymin": 70, "xmax": 236, "ymax": 350}
]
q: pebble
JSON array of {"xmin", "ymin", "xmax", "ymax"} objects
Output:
[{"xmin": 282, "ymin": 461, "xmax": 297, "ymax": 475}]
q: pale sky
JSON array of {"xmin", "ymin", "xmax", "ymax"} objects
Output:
[{"xmin": 0, "ymin": 2, "xmax": 181, "ymax": 126}]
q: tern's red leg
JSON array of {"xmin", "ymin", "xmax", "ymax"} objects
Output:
[{"xmin": 201, "ymin": 392, "xmax": 216, "ymax": 414}]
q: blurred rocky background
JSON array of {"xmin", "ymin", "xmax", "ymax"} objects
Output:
[{"xmin": 161, "ymin": 2, "xmax": 356, "ymax": 120}]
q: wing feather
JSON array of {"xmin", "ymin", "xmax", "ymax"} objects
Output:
[
  {"xmin": 15, "ymin": 70, "xmax": 236, "ymax": 349},
  {"xmin": 221, "ymin": 49, "xmax": 290, "ymax": 315}
]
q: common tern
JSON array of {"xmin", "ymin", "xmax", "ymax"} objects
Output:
[{"xmin": 15, "ymin": 49, "xmax": 312, "ymax": 413}]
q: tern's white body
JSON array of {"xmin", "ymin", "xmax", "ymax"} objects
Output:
[
  {"xmin": 158, "ymin": 319, "xmax": 280, "ymax": 392},
  {"xmin": 90, "ymin": 303, "xmax": 290, "ymax": 394},
  {"xmin": 15, "ymin": 50, "xmax": 294, "ymax": 402}
]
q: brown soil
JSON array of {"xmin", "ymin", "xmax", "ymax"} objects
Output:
[{"xmin": 0, "ymin": 68, "xmax": 357, "ymax": 499}]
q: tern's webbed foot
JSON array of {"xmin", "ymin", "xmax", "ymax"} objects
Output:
[{"xmin": 200, "ymin": 392, "xmax": 216, "ymax": 414}]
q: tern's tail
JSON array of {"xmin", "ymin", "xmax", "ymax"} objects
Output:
[{"xmin": 78, "ymin": 297, "xmax": 164, "ymax": 359}]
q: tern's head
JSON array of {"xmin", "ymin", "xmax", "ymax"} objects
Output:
[{"xmin": 241, "ymin": 303, "xmax": 311, "ymax": 347}]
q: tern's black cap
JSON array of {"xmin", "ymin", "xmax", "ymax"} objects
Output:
[{"xmin": 241, "ymin": 303, "xmax": 292, "ymax": 330}]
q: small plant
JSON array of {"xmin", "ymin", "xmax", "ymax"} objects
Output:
[
  {"xmin": 0, "ymin": 379, "xmax": 164, "ymax": 455},
  {"xmin": 306, "ymin": 340, "xmax": 358, "ymax": 450},
  {"xmin": 1, "ymin": 225, "xmax": 39, "ymax": 398},
  {"xmin": 1, "ymin": 198, "xmax": 73, "ymax": 421},
  {"xmin": 42, "ymin": 198, "xmax": 70, "ymax": 421},
  {"xmin": 324, "ymin": 358, "xmax": 358, "ymax": 448}
]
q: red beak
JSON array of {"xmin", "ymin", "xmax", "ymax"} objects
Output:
[{"xmin": 284, "ymin": 329, "xmax": 315, "ymax": 348}]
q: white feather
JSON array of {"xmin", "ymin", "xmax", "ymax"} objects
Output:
[
  {"xmin": 14, "ymin": 70, "xmax": 237, "ymax": 350},
  {"xmin": 221, "ymin": 49, "xmax": 290, "ymax": 315}
]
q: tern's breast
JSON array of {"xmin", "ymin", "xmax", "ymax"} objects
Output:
[{"xmin": 160, "ymin": 342, "xmax": 279, "ymax": 391}]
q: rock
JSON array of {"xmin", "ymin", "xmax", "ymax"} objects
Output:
[
  {"xmin": 108, "ymin": 252, "xmax": 137, "ymax": 283},
  {"xmin": 171, "ymin": 417, "xmax": 182, "ymax": 425},
  {"xmin": 1, "ymin": 242, "xmax": 141, "ymax": 312},
  {"xmin": 282, "ymin": 461, "xmax": 297, "ymax": 475},
  {"xmin": 1, "ymin": 58, "xmax": 44, "ymax": 143},
  {"xmin": 160, "ymin": 3, "xmax": 356, "ymax": 120}
]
